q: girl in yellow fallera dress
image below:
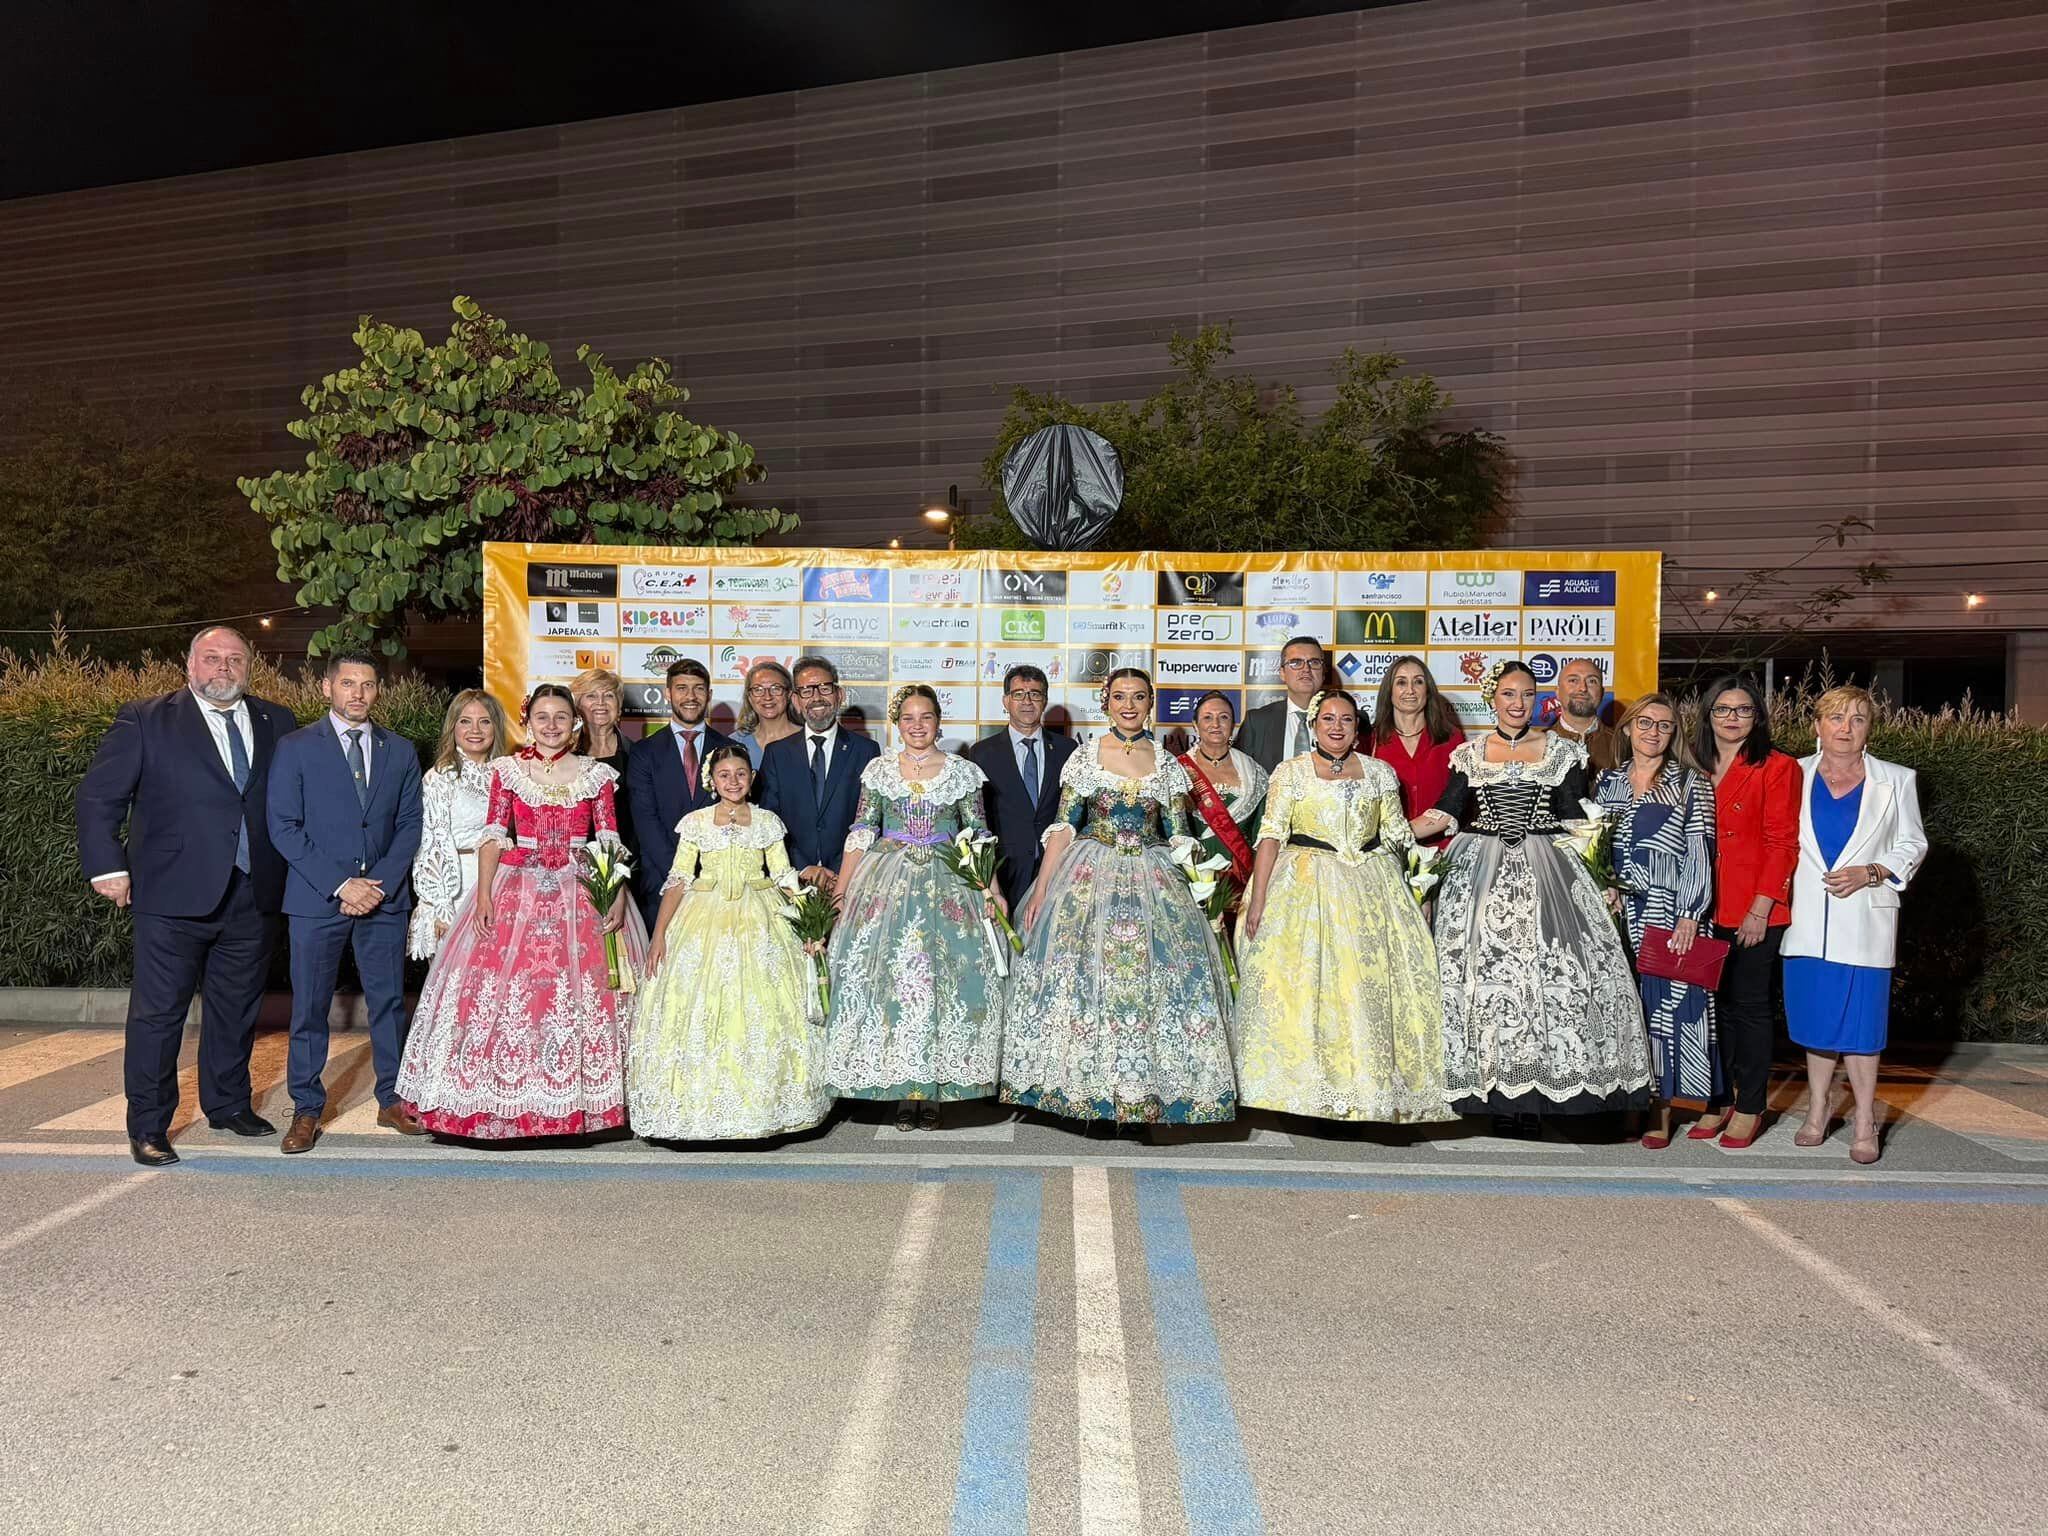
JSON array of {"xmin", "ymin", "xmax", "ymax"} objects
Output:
[
  {"xmin": 1234, "ymin": 689, "xmax": 1454, "ymax": 1124},
  {"xmin": 626, "ymin": 744, "xmax": 831, "ymax": 1140}
]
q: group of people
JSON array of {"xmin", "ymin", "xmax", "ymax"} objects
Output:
[{"xmin": 78, "ymin": 625, "xmax": 1926, "ymax": 1169}]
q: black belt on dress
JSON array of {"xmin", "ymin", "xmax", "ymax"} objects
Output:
[{"xmin": 1287, "ymin": 834, "xmax": 1379, "ymax": 853}]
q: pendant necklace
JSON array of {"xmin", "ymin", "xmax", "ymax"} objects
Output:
[
  {"xmin": 1195, "ymin": 746, "xmax": 1232, "ymax": 767},
  {"xmin": 1313, "ymin": 743, "xmax": 1354, "ymax": 772},
  {"xmin": 1493, "ymin": 723, "xmax": 1533, "ymax": 744},
  {"xmin": 1107, "ymin": 725, "xmax": 1153, "ymax": 745}
]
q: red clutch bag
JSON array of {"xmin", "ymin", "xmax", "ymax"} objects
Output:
[{"xmin": 1636, "ymin": 926, "xmax": 1730, "ymax": 990}]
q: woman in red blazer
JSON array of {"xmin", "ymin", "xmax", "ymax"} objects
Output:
[{"xmin": 1691, "ymin": 676, "xmax": 1799, "ymax": 1148}]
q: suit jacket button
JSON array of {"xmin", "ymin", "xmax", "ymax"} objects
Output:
[{"xmin": 361, "ymin": 820, "xmax": 369, "ymax": 829}]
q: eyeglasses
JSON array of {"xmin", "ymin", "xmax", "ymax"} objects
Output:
[
  {"xmin": 1281, "ymin": 657, "xmax": 1325, "ymax": 672},
  {"xmin": 747, "ymin": 684, "xmax": 789, "ymax": 698},
  {"xmin": 1710, "ymin": 705, "xmax": 1757, "ymax": 720},
  {"xmin": 794, "ymin": 683, "xmax": 838, "ymax": 698},
  {"xmin": 1632, "ymin": 719, "xmax": 1676, "ymax": 733},
  {"xmin": 1006, "ymin": 689, "xmax": 1048, "ymax": 703}
]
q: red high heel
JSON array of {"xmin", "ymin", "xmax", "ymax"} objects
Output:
[
  {"xmin": 1718, "ymin": 1113, "xmax": 1764, "ymax": 1150},
  {"xmin": 1687, "ymin": 1111, "xmax": 1731, "ymax": 1141}
]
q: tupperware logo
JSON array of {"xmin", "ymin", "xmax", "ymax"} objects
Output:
[
  {"xmin": 1523, "ymin": 571, "xmax": 1617, "ymax": 606},
  {"xmin": 802, "ymin": 567, "xmax": 889, "ymax": 603}
]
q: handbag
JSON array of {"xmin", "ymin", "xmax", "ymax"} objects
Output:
[{"xmin": 1636, "ymin": 925, "xmax": 1730, "ymax": 990}]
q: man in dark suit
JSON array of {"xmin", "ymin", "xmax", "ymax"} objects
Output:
[
  {"xmin": 964, "ymin": 663, "xmax": 1076, "ymax": 909},
  {"xmin": 758, "ymin": 655, "xmax": 879, "ymax": 886},
  {"xmin": 1234, "ymin": 634, "xmax": 1329, "ymax": 771},
  {"xmin": 265, "ymin": 652, "xmax": 423, "ymax": 1155},
  {"xmin": 76, "ymin": 626, "xmax": 299, "ymax": 1168},
  {"xmin": 626, "ymin": 657, "xmax": 734, "ymax": 929}
]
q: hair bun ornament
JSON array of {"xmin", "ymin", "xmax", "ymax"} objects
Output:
[
  {"xmin": 1477, "ymin": 659, "xmax": 1514, "ymax": 708},
  {"xmin": 886, "ymin": 684, "xmax": 914, "ymax": 725},
  {"xmin": 1305, "ymin": 688, "xmax": 1332, "ymax": 718}
]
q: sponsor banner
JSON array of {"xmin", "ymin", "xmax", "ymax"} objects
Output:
[
  {"xmin": 1428, "ymin": 568, "xmax": 1522, "ymax": 609},
  {"xmin": 802, "ymin": 566, "xmax": 889, "ymax": 604},
  {"xmin": 1156, "ymin": 609, "xmax": 1242, "ymax": 645},
  {"xmin": 532, "ymin": 599, "xmax": 614, "ymax": 639},
  {"xmin": 1066, "ymin": 569, "xmax": 1147, "ymax": 607},
  {"xmin": 803, "ymin": 644, "xmax": 889, "ymax": 682},
  {"xmin": 1335, "ymin": 570, "xmax": 1426, "ymax": 607},
  {"xmin": 1335, "ymin": 608, "xmax": 1427, "ymax": 646},
  {"xmin": 1156, "ymin": 570, "xmax": 1245, "ymax": 608},
  {"xmin": 1151, "ymin": 648, "xmax": 1245, "ymax": 686},
  {"xmin": 890, "ymin": 647, "xmax": 981, "ymax": 683},
  {"xmin": 620, "ymin": 564, "xmax": 709, "ymax": 599},
  {"xmin": 1246, "ymin": 570, "xmax": 1334, "ymax": 608},
  {"xmin": 1524, "ymin": 570, "xmax": 1618, "ymax": 607},
  {"xmin": 1427, "ymin": 647, "xmax": 1520, "ymax": 692},
  {"xmin": 804, "ymin": 606, "xmax": 888, "ymax": 644},
  {"xmin": 484, "ymin": 545, "xmax": 1660, "ymax": 743},
  {"xmin": 621, "ymin": 681, "xmax": 669, "ymax": 717},
  {"xmin": 1246, "ymin": 608, "xmax": 1329, "ymax": 643},
  {"xmin": 1330, "ymin": 649, "xmax": 1405, "ymax": 688},
  {"xmin": 894, "ymin": 608, "xmax": 979, "ymax": 642},
  {"xmin": 982, "ymin": 568, "xmax": 1068, "ymax": 606},
  {"xmin": 840, "ymin": 684, "xmax": 889, "ymax": 720},
  {"xmin": 979, "ymin": 647, "xmax": 1066, "ymax": 687},
  {"xmin": 711, "ymin": 566, "xmax": 803, "ymax": 601},
  {"xmin": 621, "ymin": 603, "xmax": 712, "ymax": 641},
  {"xmin": 1157, "ymin": 686, "xmax": 1241, "ymax": 725},
  {"xmin": 980, "ymin": 607, "xmax": 1066, "ymax": 645},
  {"xmin": 711, "ymin": 603, "xmax": 801, "ymax": 642},
  {"xmin": 710, "ymin": 643, "xmax": 800, "ymax": 683},
  {"xmin": 1442, "ymin": 689, "xmax": 1488, "ymax": 728},
  {"xmin": 1067, "ymin": 645, "xmax": 1153, "ymax": 684},
  {"xmin": 1523, "ymin": 610, "xmax": 1617, "ymax": 647},
  {"xmin": 1427, "ymin": 609, "xmax": 1521, "ymax": 646}
]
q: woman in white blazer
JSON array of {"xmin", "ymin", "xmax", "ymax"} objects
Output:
[{"xmin": 1782, "ymin": 685, "xmax": 1927, "ymax": 1164}]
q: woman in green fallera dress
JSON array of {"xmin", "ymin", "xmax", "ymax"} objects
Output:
[
  {"xmin": 626, "ymin": 745, "xmax": 830, "ymax": 1141},
  {"xmin": 824, "ymin": 686, "xmax": 1009, "ymax": 1132}
]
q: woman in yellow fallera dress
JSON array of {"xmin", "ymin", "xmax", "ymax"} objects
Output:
[
  {"xmin": 626, "ymin": 744, "xmax": 830, "ymax": 1141},
  {"xmin": 1234, "ymin": 689, "xmax": 1454, "ymax": 1124}
]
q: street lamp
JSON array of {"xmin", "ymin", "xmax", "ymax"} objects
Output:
[{"xmin": 922, "ymin": 484, "xmax": 958, "ymax": 551}]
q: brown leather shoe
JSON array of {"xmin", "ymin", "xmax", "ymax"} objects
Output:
[
  {"xmin": 280, "ymin": 1112, "xmax": 322, "ymax": 1155},
  {"xmin": 376, "ymin": 1103, "xmax": 426, "ymax": 1136}
]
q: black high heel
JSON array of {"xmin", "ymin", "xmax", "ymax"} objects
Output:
[
  {"xmin": 893, "ymin": 1102, "xmax": 917, "ymax": 1133},
  {"xmin": 917, "ymin": 1102, "xmax": 941, "ymax": 1131}
]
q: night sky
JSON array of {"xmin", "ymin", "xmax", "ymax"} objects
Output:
[{"xmin": 2, "ymin": 1, "xmax": 1396, "ymax": 200}]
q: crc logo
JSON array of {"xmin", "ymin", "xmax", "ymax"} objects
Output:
[
  {"xmin": 999, "ymin": 609, "xmax": 1048, "ymax": 643},
  {"xmin": 983, "ymin": 570, "xmax": 1067, "ymax": 605},
  {"xmin": 1073, "ymin": 647, "xmax": 1146, "ymax": 682},
  {"xmin": 1156, "ymin": 570, "xmax": 1245, "ymax": 608},
  {"xmin": 526, "ymin": 564, "xmax": 617, "ymax": 598}
]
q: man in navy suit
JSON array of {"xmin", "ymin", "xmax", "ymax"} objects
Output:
[
  {"xmin": 964, "ymin": 663, "xmax": 1076, "ymax": 910},
  {"xmin": 758, "ymin": 655, "xmax": 879, "ymax": 886},
  {"xmin": 265, "ymin": 652, "xmax": 423, "ymax": 1154},
  {"xmin": 76, "ymin": 626, "xmax": 299, "ymax": 1168},
  {"xmin": 626, "ymin": 657, "xmax": 735, "ymax": 929}
]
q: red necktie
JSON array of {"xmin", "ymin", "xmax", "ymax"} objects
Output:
[{"xmin": 680, "ymin": 729, "xmax": 699, "ymax": 792}]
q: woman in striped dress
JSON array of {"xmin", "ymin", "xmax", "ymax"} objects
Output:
[{"xmin": 1595, "ymin": 692, "xmax": 1720, "ymax": 1148}]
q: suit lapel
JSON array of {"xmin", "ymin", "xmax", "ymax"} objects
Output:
[
  {"xmin": 1797, "ymin": 756, "xmax": 1824, "ymax": 866},
  {"xmin": 1037, "ymin": 735, "xmax": 1071, "ymax": 814},
  {"xmin": 1837, "ymin": 757, "xmax": 1892, "ymax": 868},
  {"xmin": 175, "ymin": 690, "xmax": 238, "ymax": 792},
  {"xmin": 822, "ymin": 734, "xmax": 860, "ymax": 814},
  {"xmin": 983, "ymin": 732, "xmax": 1027, "ymax": 807}
]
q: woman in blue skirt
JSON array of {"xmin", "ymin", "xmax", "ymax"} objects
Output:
[{"xmin": 1782, "ymin": 684, "xmax": 1927, "ymax": 1164}]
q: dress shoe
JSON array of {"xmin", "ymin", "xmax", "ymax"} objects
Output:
[
  {"xmin": 129, "ymin": 1134, "xmax": 179, "ymax": 1167},
  {"xmin": 280, "ymin": 1113, "xmax": 322, "ymax": 1155},
  {"xmin": 376, "ymin": 1103, "xmax": 426, "ymax": 1136},
  {"xmin": 207, "ymin": 1110, "xmax": 277, "ymax": 1137}
]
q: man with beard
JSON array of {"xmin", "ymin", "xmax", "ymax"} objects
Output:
[
  {"xmin": 1550, "ymin": 656, "xmax": 1619, "ymax": 772},
  {"xmin": 758, "ymin": 655, "xmax": 879, "ymax": 888},
  {"xmin": 627, "ymin": 657, "xmax": 735, "ymax": 929},
  {"xmin": 77, "ymin": 626, "xmax": 299, "ymax": 1167}
]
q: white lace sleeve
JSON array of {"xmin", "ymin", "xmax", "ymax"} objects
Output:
[{"xmin": 407, "ymin": 769, "xmax": 461, "ymax": 959}]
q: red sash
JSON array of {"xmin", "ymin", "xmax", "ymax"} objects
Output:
[{"xmin": 1177, "ymin": 753, "xmax": 1255, "ymax": 883}]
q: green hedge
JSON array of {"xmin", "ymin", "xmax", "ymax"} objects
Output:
[
  {"xmin": 0, "ymin": 648, "xmax": 448, "ymax": 988},
  {"xmin": 2, "ymin": 654, "xmax": 2043, "ymax": 1044}
]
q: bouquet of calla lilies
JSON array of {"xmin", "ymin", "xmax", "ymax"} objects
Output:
[
  {"xmin": 1170, "ymin": 837, "xmax": 1241, "ymax": 998},
  {"xmin": 934, "ymin": 828, "xmax": 1020, "ymax": 977},
  {"xmin": 775, "ymin": 868, "xmax": 837, "ymax": 1017},
  {"xmin": 1405, "ymin": 846, "xmax": 1454, "ymax": 906},
  {"xmin": 1556, "ymin": 798, "xmax": 1619, "ymax": 889},
  {"xmin": 577, "ymin": 842, "xmax": 637, "ymax": 992}
]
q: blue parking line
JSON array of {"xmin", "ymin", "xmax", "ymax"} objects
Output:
[
  {"xmin": 1166, "ymin": 1169, "xmax": 2048, "ymax": 1205},
  {"xmin": 1136, "ymin": 1170, "xmax": 1265, "ymax": 1536},
  {"xmin": 950, "ymin": 1173, "xmax": 1043, "ymax": 1536}
]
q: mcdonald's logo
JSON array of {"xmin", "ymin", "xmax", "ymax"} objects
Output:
[{"xmin": 1335, "ymin": 608, "xmax": 1426, "ymax": 645}]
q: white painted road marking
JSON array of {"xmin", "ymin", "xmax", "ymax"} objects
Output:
[
  {"xmin": 1071, "ymin": 1165, "xmax": 1142, "ymax": 1534},
  {"xmin": 0, "ymin": 1028, "xmax": 125, "ymax": 1092},
  {"xmin": 0, "ymin": 1172, "xmax": 154, "ymax": 1258}
]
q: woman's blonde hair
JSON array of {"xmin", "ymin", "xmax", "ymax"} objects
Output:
[
  {"xmin": 1614, "ymin": 691, "xmax": 1701, "ymax": 772},
  {"xmin": 1813, "ymin": 683, "xmax": 1876, "ymax": 723},
  {"xmin": 432, "ymin": 689, "xmax": 508, "ymax": 773},
  {"xmin": 737, "ymin": 659, "xmax": 795, "ymax": 735},
  {"xmin": 570, "ymin": 666, "xmax": 624, "ymax": 711}
]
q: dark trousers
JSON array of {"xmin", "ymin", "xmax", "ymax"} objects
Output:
[
  {"xmin": 1714, "ymin": 922, "xmax": 1785, "ymax": 1115},
  {"xmin": 286, "ymin": 908, "xmax": 408, "ymax": 1114},
  {"xmin": 125, "ymin": 870, "xmax": 277, "ymax": 1140}
]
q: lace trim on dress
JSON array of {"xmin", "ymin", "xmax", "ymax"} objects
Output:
[
  {"xmin": 1450, "ymin": 731, "xmax": 1585, "ymax": 786},
  {"xmin": 485, "ymin": 754, "xmax": 620, "ymax": 808},
  {"xmin": 859, "ymin": 750, "xmax": 986, "ymax": 803},
  {"xmin": 678, "ymin": 805, "xmax": 789, "ymax": 851},
  {"xmin": 1064, "ymin": 735, "xmax": 1192, "ymax": 800}
]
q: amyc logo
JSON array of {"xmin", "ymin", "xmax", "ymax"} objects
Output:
[
  {"xmin": 1524, "ymin": 571, "xmax": 1618, "ymax": 606},
  {"xmin": 807, "ymin": 608, "xmax": 885, "ymax": 641},
  {"xmin": 802, "ymin": 568, "xmax": 889, "ymax": 604}
]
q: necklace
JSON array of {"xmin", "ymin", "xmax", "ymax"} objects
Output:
[
  {"xmin": 1313, "ymin": 743, "xmax": 1354, "ymax": 770},
  {"xmin": 901, "ymin": 747, "xmax": 939, "ymax": 771},
  {"xmin": 1107, "ymin": 725, "xmax": 1153, "ymax": 745},
  {"xmin": 1195, "ymin": 746, "xmax": 1232, "ymax": 767},
  {"xmin": 1493, "ymin": 723, "xmax": 1533, "ymax": 744},
  {"xmin": 1395, "ymin": 722, "xmax": 1425, "ymax": 740}
]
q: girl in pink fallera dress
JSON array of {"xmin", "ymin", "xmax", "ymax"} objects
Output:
[{"xmin": 398, "ymin": 685, "xmax": 648, "ymax": 1139}]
